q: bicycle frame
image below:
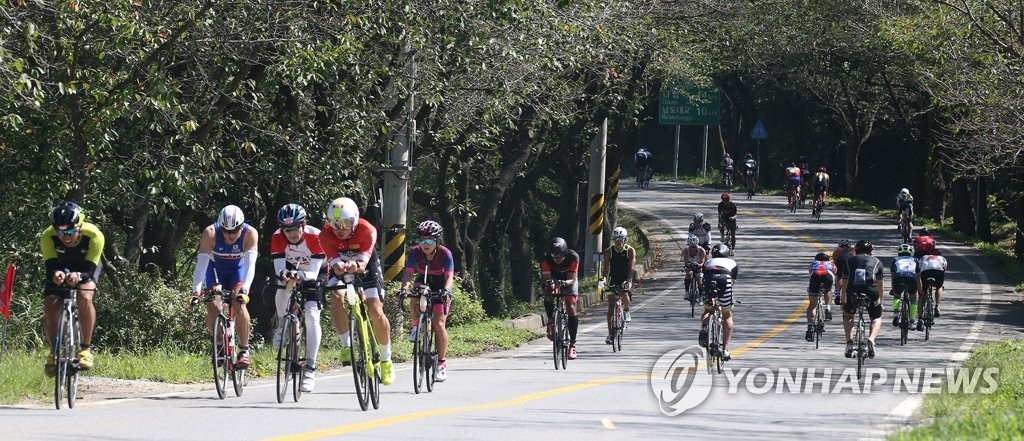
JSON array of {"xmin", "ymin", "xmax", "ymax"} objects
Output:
[
  {"xmin": 274, "ymin": 278, "xmax": 318, "ymax": 403},
  {"xmin": 550, "ymin": 287, "xmax": 570, "ymax": 370},
  {"xmin": 205, "ymin": 288, "xmax": 245, "ymax": 399},
  {"xmin": 607, "ymin": 284, "xmax": 627, "ymax": 352},
  {"xmin": 852, "ymin": 293, "xmax": 870, "ymax": 380},
  {"xmin": 897, "ymin": 289, "xmax": 911, "ymax": 346},
  {"xmin": 52, "ymin": 287, "xmax": 82, "ymax": 409},
  {"xmin": 813, "ymin": 283, "xmax": 826, "ymax": 349},
  {"xmin": 920, "ymin": 278, "xmax": 937, "ymax": 341},
  {"xmin": 411, "ymin": 285, "xmax": 449, "ymax": 393},
  {"xmin": 340, "ymin": 273, "xmax": 380, "ymax": 411}
]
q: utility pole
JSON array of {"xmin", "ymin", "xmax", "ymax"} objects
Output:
[
  {"xmin": 382, "ymin": 49, "xmax": 415, "ymax": 283},
  {"xmin": 585, "ymin": 119, "xmax": 607, "ymax": 275}
]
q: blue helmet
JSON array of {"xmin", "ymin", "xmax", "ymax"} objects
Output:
[{"xmin": 277, "ymin": 203, "xmax": 307, "ymax": 227}]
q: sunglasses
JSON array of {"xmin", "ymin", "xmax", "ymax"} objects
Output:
[
  {"xmin": 331, "ymin": 220, "xmax": 354, "ymax": 230},
  {"xmin": 222, "ymin": 228, "xmax": 242, "ymax": 235},
  {"xmin": 57, "ymin": 228, "xmax": 79, "ymax": 236},
  {"xmin": 418, "ymin": 238, "xmax": 437, "ymax": 246},
  {"xmin": 282, "ymin": 225, "xmax": 302, "ymax": 233}
]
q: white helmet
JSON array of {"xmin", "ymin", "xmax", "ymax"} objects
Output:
[
  {"xmin": 900, "ymin": 188, "xmax": 910, "ymax": 196},
  {"xmin": 326, "ymin": 197, "xmax": 359, "ymax": 230},
  {"xmin": 217, "ymin": 205, "xmax": 245, "ymax": 231},
  {"xmin": 693, "ymin": 212, "xmax": 704, "ymax": 223},
  {"xmin": 612, "ymin": 227, "xmax": 627, "ymax": 240},
  {"xmin": 687, "ymin": 234, "xmax": 699, "ymax": 246}
]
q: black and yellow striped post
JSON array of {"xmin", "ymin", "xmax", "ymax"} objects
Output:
[
  {"xmin": 383, "ymin": 224, "xmax": 406, "ymax": 282},
  {"xmin": 607, "ymin": 165, "xmax": 620, "ymax": 232},
  {"xmin": 584, "ymin": 118, "xmax": 608, "ymax": 275},
  {"xmin": 589, "ymin": 193, "xmax": 605, "ymax": 235}
]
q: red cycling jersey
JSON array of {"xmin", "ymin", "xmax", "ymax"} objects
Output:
[{"xmin": 319, "ymin": 218, "xmax": 377, "ymax": 265}]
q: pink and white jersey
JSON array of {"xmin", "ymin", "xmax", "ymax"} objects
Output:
[
  {"xmin": 270, "ymin": 225, "xmax": 326, "ymax": 280},
  {"xmin": 918, "ymin": 254, "xmax": 947, "ymax": 272}
]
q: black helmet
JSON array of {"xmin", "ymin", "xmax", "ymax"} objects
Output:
[
  {"xmin": 855, "ymin": 239, "xmax": 873, "ymax": 254},
  {"xmin": 838, "ymin": 239, "xmax": 851, "ymax": 247},
  {"xmin": 50, "ymin": 201, "xmax": 84, "ymax": 230},
  {"xmin": 919, "ymin": 228, "xmax": 930, "ymax": 236},
  {"xmin": 815, "ymin": 252, "xmax": 829, "ymax": 261},
  {"xmin": 711, "ymin": 243, "xmax": 730, "ymax": 258},
  {"xmin": 416, "ymin": 220, "xmax": 444, "ymax": 238},
  {"xmin": 549, "ymin": 237, "xmax": 568, "ymax": 257}
]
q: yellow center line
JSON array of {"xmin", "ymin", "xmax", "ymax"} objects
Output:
[{"xmin": 270, "ymin": 202, "xmax": 826, "ymax": 441}]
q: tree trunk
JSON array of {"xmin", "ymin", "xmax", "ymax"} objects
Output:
[
  {"xmin": 951, "ymin": 178, "xmax": 975, "ymax": 235},
  {"xmin": 1015, "ymin": 189, "xmax": 1024, "ymax": 258},
  {"xmin": 477, "ymin": 221, "xmax": 507, "ymax": 315},
  {"xmin": 976, "ymin": 176, "xmax": 991, "ymax": 242},
  {"xmin": 509, "ymin": 198, "xmax": 536, "ymax": 304}
]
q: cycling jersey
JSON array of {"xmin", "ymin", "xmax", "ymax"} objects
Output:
[
  {"xmin": 832, "ymin": 246, "xmax": 856, "ymax": 278},
  {"xmin": 846, "ymin": 254, "xmax": 883, "ymax": 289},
  {"xmin": 814, "ymin": 172, "xmax": 830, "ymax": 193},
  {"xmin": 807, "ymin": 260, "xmax": 836, "ymax": 295},
  {"xmin": 405, "ymin": 245, "xmax": 455, "ymax": 291},
  {"xmin": 270, "ymin": 225, "xmax": 326, "ymax": 281},
  {"xmin": 891, "ymin": 255, "xmax": 918, "ymax": 278},
  {"xmin": 913, "ymin": 235, "xmax": 936, "ymax": 256},
  {"xmin": 717, "ymin": 201, "xmax": 738, "ymax": 220},
  {"xmin": 41, "ymin": 222, "xmax": 105, "ymax": 283},
  {"xmin": 605, "ymin": 244, "xmax": 634, "ymax": 286},
  {"xmin": 918, "ymin": 254, "xmax": 948, "ymax": 272},
  {"xmin": 897, "ymin": 194, "xmax": 914, "ymax": 216},
  {"xmin": 204, "ymin": 223, "xmax": 255, "ymax": 290},
  {"xmin": 319, "ymin": 218, "xmax": 385, "ymax": 296},
  {"xmin": 743, "ymin": 159, "xmax": 756, "ymax": 172},
  {"xmin": 683, "ymin": 246, "xmax": 706, "ymax": 267},
  {"xmin": 703, "ymin": 257, "xmax": 738, "ymax": 308},
  {"xmin": 688, "ymin": 222, "xmax": 712, "ymax": 246},
  {"xmin": 723, "ymin": 157, "xmax": 734, "ymax": 171},
  {"xmin": 541, "ymin": 250, "xmax": 580, "ymax": 296},
  {"xmin": 785, "ymin": 166, "xmax": 802, "ymax": 188}
]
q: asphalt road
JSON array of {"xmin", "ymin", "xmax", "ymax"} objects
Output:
[{"xmin": 2, "ymin": 180, "xmax": 1020, "ymax": 441}]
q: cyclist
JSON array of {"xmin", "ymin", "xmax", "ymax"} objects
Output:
[
  {"xmin": 635, "ymin": 148, "xmax": 653, "ymax": 182},
  {"xmin": 741, "ymin": 153, "xmax": 757, "ymax": 191},
  {"xmin": 841, "ymin": 240, "xmax": 884, "ymax": 359},
  {"xmin": 918, "ymin": 249, "xmax": 948, "ymax": 318},
  {"xmin": 602, "ymin": 226, "xmax": 636, "ymax": 344},
  {"xmin": 896, "ymin": 188, "xmax": 914, "ymax": 231},
  {"xmin": 721, "ymin": 153, "xmax": 734, "ymax": 185},
  {"xmin": 784, "ymin": 162, "xmax": 802, "ymax": 206},
  {"xmin": 682, "ymin": 234, "xmax": 707, "ymax": 301},
  {"xmin": 799, "ymin": 156, "xmax": 813, "ymax": 202},
  {"xmin": 913, "ymin": 228, "xmax": 937, "ymax": 259},
  {"xmin": 318, "ymin": 197, "xmax": 395, "ymax": 385},
  {"xmin": 688, "ymin": 213, "xmax": 712, "ymax": 254},
  {"xmin": 541, "ymin": 237, "xmax": 581, "ymax": 359},
  {"xmin": 717, "ymin": 192, "xmax": 737, "ymax": 248},
  {"xmin": 270, "ymin": 203, "xmax": 325, "ymax": 392},
  {"xmin": 890, "ymin": 244, "xmax": 921, "ymax": 330},
  {"xmin": 830, "ymin": 239, "xmax": 856, "ymax": 319},
  {"xmin": 805, "ymin": 252, "xmax": 836, "ymax": 342},
  {"xmin": 41, "ymin": 201, "xmax": 105, "ymax": 376},
  {"xmin": 400, "ymin": 220, "xmax": 454, "ymax": 382},
  {"xmin": 189, "ymin": 205, "xmax": 257, "ymax": 368},
  {"xmin": 699, "ymin": 243, "xmax": 738, "ymax": 361},
  {"xmin": 813, "ymin": 166, "xmax": 830, "ymax": 205}
]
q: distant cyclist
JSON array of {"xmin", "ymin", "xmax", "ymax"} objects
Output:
[
  {"xmin": 913, "ymin": 228, "xmax": 937, "ymax": 259},
  {"xmin": 42, "ymin": 201, "xmax": 105, "ymax": 376},
  {"xmin": 784, "ymin": 163, "xmax": 802, "ymax": 205},
  {"xmin": 190, "ymin": 205, "xmax": 258, "ymax": 368},
  {"xmin": 269, "ymin": 203, "xmax": 325, "ymax": 392},
  {"xmin": 830, "ymin": 239, "xmax": 856, "ymax": 317},
  {"xmin": 635, "ymin": 148, "xmax": 653, "ymax": 181},
  {"xmin": 721, "ymin": 153, "xmax": 734, "ymax": 185},
  {"xmin": 799, "ymin": 156, "xmax": 813, "ymax": 200},
  {"xmin": 681, "ymin": 234, "xmax": 707, "ymax": 300},
  {"xmin": 742, "ymin": 154, "xmax": 758, "ymax": 193},
  {"xmin": 717, "ymin": 193, "xmax": 737, "ymax": 247},
  {"xmin": 602, "ymin": 226, "xmax": 635, "ymax": 344},
  {"xmin": 541, "ymin": 237, "xmax": 581, "ymax": 359},
  {"xmin": 805, "ymin": 252, "xmax": 836, "ymax": 342},
  {"xmin": 400, "ymin": 220, "xmax": 454, "ymax": 382},
  {"xmin": 842, "ymin": 240, "xmax": 883, "ymax": 359},
  {"xmin": 896, "ymin": 188, "xmax": 914, "ymax": 231},
  {"xmin": 918, "ymin": 249, "xmax": 948, "ymax": 318},
  {"xmin": 813, "ymin": 166, "xmax": 830, "ymax": 204},
  {"xmin": 688, "ymin": 213, "xmax": 712, "ymax": 254},
  {"xmin": 699, "ymin": 243, "xmax": 738, "ymax": 360},
  {"xmin": 890, "ymin": 244, "xmax": 921, "ymax": 330}
]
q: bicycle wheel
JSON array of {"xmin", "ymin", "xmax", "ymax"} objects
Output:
[
  {"xmin": 423, "ymin": 319, "xmax": 436, "ymax": 393},
  {"xmin": 856, "ymin": 316, "xmax": 866, "ymax": 380},
  {"xmin": 921, "ymin": 292, "xmax": 934, "ymax": 342},
  {"xmin": 552, "ymin": 313, "xmax": 563, "ymax": 370},
  {"xmin": 230, "ymin": 322, "xmax": 246, "ymax": 398},
  {"xmin": 814, "ymin": 301, "xmax": 824, "ymax": 350},
  {"xmin": 559, "ymin": 313, "xmax": 569, "ymax": 369},
  {"xmin": 349, "ymin": 314, "xmax": 370, "ymax": 411},
  {"xmin": 611, "ymin": 305, "xmax": 621, "ymax": 353},
  {"xmin": 53, "ymin": 309, "xmax": 72, "ymax": 409},
  {"xmin": 412, "ymin": 316, "xmax": 426, "ymax": 394},
  {"xmin": 211, "ymin": 316, "xmax": 229, "ymax": 399},
  {"xmin": 899, "ymin": 295, "xmax": 910, "ymax": 346},
  {"xmin": 276, "ymin": 317, "xmax": 293, "ymax": 403},
  {"xmin": 615, "ymin": 307, "xmax": 624, "ymax": 352},
  {"xmin": 292, "ymin": 318, "xmax": 306, "ymax": 402},
  {"xmin": 368, "ymin": 334, "xmax": 381, "ymax": 409},
  {"xmin": 688, "ymin": 285, "xmax": 696, "ymax": 318},
  {"xmin": 67, "ymin": 314, "xmax": 81, "ymax": 409}
]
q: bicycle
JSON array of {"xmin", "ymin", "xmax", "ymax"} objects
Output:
[
  {"xmin": 408, "ymin": 286, "xmax": 450, "ymax": 394},
  {"xmin": 898, "ymin": 210, "xmax": 913, "ymax": 244},
  {"xmin": 270, "ymin": 276, "xmax": 320, "ymax": 403},
  {"xmin": 684, "ymin": 263, "xmax": 702, "ymax": 318},
  {"xmin": 723, "ymin": 170, "xmax": 733, "ymax": 188},
  {"xmin": 549, "ymin": 283, "xmax": 570, "ymax": 370},
  {"xmin": 788, "ymin": 186, "xmax": 799, "ymax": 213},
  {"xmin": 199, "ymin": 287, "xmax": 248, "ymax": 399},
  {"xmin": 811, "ymin": 196, "xmax": 824, "ymax": 220},
  {"xmin": 339, "ymin": 273, "xmax": 382, "ymax": 410},
  {"xmin": 719, "ymin": 217, "xmax": 736, "ymax": 251},
  {"xmin": 51, "ymin": 286, "xmax": 85, "ymax": 409},
  {"xmin": 919, "ymin": 277, "xmax": 938, "ymax": 341},
  {"xmin": 849, "ymin": 292, "xmax": 872, "ymax": 380},
  {"xmin": 895, "ymin": 288, "xmax": 912, "ymax": 346},
  {"xmin": 812, "ymin": 283, "xmax": 827, "ymax": 349},
  {"xmin": 606, "ymin": 283, "xmax": 628, "ymax": 353},
  {"xmin": 704, "ymin": 292, "xmax": 736, "ymax": 375},
  {"xmin": 744, "ymin": 172, "xmax": 755, "ymax": 200}
]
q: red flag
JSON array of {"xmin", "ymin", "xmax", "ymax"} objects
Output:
[{"xmin": 0, "ymin": 263, "xmax": 14, "ymax": 320}]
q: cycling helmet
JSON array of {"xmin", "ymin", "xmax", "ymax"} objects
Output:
[
  {"xmin": 549, "ymin": 237, "xmax": 568, "ymax": 257},
  {"xmin": 711, "ymin": 243, "xmax": 730, "ymax": 258},
  {"xmin": 417, "ymin": 220, "xmax": 443, "ymax": 238},
  {"xmin": 819, "ymin": 166, "xmax": 827, "ymax": 172},
  {"xmin": 326, "ymin": 197, "xmax": 359, "ymax": 230},
  {"xmin": 724, "ymin": 153, "xmax": 731, "ymax": 158},
  {"xmin": 721, "ymin": 192, "xmax": 730, "ymax": 201},
  {"xmin": 217, "ymin": 205, "xmax": 245, "ymax": 231},
  {"xmin": 838, "ymin": 239, "xmax": 851, "ymax": 247},
  {"xmin": 815, "ymin": 252, "xmax": 829, "ymax": 261},
  {"xmin": 50, "ymin": 201, "xmax": 84, "ymax": 230},
  {"xmin": 898, "ymin": 243, "xmax": 913, "ymax": 256},
  {"xmin": 900, "ymin": 188, "xmax": 910, "ymax": 196},
  {"xmin": 745, "ymin": 153, "xmax": 752, "ymax": 159},
  {"xmin": 693, "ymin": 213, "xmax": 704, "ymax": 222},
  {"xmin": 612, "ymin": 226, "xmax": 628, "ymax": 240},
  {"xmin": 687, "ymin": 234, "xmax": 699, "ymax": 247},
  {"xmin": 919, "ymin": 228, "xmax": 931, "ymax": 236},
  {"xmin": 854, "ymin": 239, "xmax": 873, "ymax": 254},
  {"xmin": 789, "ymin": 162, "xmax": 796, "ymax": 167},
  {"xmin": 277, "ymin": 203, "xmax": 307, "ymax": 227}
]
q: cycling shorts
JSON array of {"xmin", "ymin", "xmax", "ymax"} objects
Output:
[
  {"xmin": 807, "ymin": 274, "xmax": 834, "ymax": 297},
  {"xmin": 834, "ymin": 258, "xmax": 851, "ymax": 279},
  {"xmin": 843, "ymin": 285, "xmax": 882, "ymax": 319},
  {"xmin": 891, "ymin": 275, "xmax": 918, "ymax": 296},
  {"xmin": 920, "ymin": 270, "xmax": 945, "ymax": 289},
  {"xmin": 787, "ymin": 177, "xmax": 801, "ymax": 189}
]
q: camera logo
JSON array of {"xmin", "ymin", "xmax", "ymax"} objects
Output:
[{"xmin": 648, "ymin": 345, "xmax": 712, "ymax": 416}]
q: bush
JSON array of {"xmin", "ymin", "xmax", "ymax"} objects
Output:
[
  {"xmin": 92, "ymin": 270, "xmax": 208, "ymax": 353},
  {"xmin": 382, "ymin": 276, "xmax": 486, "ymax": 334}
]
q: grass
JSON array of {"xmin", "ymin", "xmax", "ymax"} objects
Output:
[
  {"xmin": 0, "ymin": 318, "xmax": 540, "ymax": 405},
  {"xmin": 890, "ymin": 339, "xmax": 1024, "ymax": 440}
]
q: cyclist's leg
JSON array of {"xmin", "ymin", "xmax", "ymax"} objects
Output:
[
  {"xmin": 327, "ymin": 287, "xmax": 351, "ymax": 342},
  {"xmin": 42, "ymin": 289, "xmax": 62, "ymax": 350},
  {"xmin": 606, "ymin": 294, "xmax": 616, "ymax": 331},
  {"xmin": 407, "ymin": 291, "xmax": 422, "ymax": 337},
  {"xmin": 564, "ymin": 291, "xmax": 580, "ymax": 345},
  {"xmin": 841, "ymin": 292, "xmax": 857, "ymax": 341},
  {"xmin": 230, "ymin": 294, "xmax": 252, "ymax": 348},
  {"xmin": 722, "ymin": 308, "xmax": 734, "ymax": 351},
  {"xmin": 364, "ymin": 291, "xmax": 392, "ymax": 350},
  {"xmin": 866, "ymin": 288, "xmax": 883, "ymax": 340},
  {"xmin": 622, "ymin": 287, "xmax": 631, "ymax": 312},
  {"xmin": 431, "ymin": 297, "xmax": 451, "ymax": 361},
  {"xmin": 304, "ymin": 298, "xmax": 323, "ymax": 367},
  {"xmin": 76, "ymin": 280, "xmax": 97, "ymax": 348},
  {"xmin": 806, "ymin": 287, "xmax": 818, "ymax": 322},
  {"xmin": 274, "ymin": 286, "xmax": 290, "ymax": 328}
]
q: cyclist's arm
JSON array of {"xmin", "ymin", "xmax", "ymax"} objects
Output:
[
  {"xmin": 238, "ymin": 227, "xmax": 259, "ymax": 293},
  {"xmin": 601, "ymin": 248, "xmax": 611, "ymax": 280},
  {"xmin": 81, "ymin": 223, "xmax": 104, "ymax": 281},
  {"xmin": 540, "ymin": 259, "xmax": 552, "ymax": 283},
  {"xmin": 626, "ymin": 246, "xmax": 636, "ymax": 285},
  {"xmin": 191, "ymin": 225, "xmax": 216, "ymax": 293}
]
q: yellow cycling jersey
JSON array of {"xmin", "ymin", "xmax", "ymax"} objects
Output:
[{"xmin": 41, "ymin": 221, "xmax": 105, "ymax": 278}]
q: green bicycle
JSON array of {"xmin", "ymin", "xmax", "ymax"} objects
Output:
[{"xmin": 340, "ymin": 273, "xmax": 381, "ymax": 411}]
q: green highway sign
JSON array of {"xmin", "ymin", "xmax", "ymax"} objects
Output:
[{"xmin": 659, "ymin": 84, "xmax": 720, "ymax": 126}]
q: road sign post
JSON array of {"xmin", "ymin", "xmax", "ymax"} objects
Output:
[
  {"xmin": 750, "ymin": 120, "xmax": 767, "ymax": 183},
  {"xmin": 660, "ymin": 83, "xmax": 720, "ymax": 177}
]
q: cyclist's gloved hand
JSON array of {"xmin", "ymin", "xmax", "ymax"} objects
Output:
[
  {"xmin": 189, "ymin": 291, "xmax": 202, "ymax": 306},
  {"xmin": 399, "ymin": 288, "xmax": 409, "ymax": 298},
  {"xmin": 236, "ymin": 289, "xmax": 250, "ymax": 305},
  {"xmin": 442, "ymin": 287, "xmax": 453, "ymax": 297}
]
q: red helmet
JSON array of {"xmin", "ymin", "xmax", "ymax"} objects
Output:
[{"xmin": 721, "ymin": 192, "xmax": 730, "ymax": 200}]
